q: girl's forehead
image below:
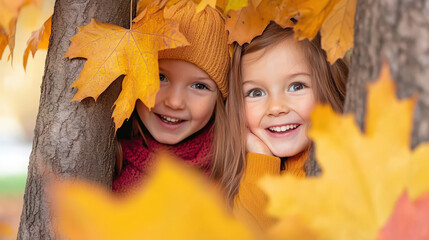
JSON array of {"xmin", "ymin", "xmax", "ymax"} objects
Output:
[
  {"xmin": 242, "ymin": 39, "xmax": 307, "ymax": 69},
  {"xmin": 159, "ymin": 59, "xmax": 210, "ymax": 78},
  {"xmin": 242, "ymin": 38, "xmax": 302, "ymax": 64}
]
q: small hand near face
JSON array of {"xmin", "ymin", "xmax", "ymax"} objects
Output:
[{"xmin": 246, "ymin": 129, "xmax": 272, "ymax": 156}]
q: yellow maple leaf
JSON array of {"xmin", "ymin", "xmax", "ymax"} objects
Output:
[
  {"xmin": 64, "ymin": 5, "xmax": 189, "ymax": 130},
  {"xmin": 281, "ymin": 0, "xmax": 341, "ymax": 41},
  {"xmin": 225, "ymin": 0, "xmax": 293, "ymax": 45},
  {"xmin": 407, "ymin": 142, "xmax": 429, "ymax": 200},
  {"xmin": 321, "ymin": 0, "xmax": 356, "ymax": 63},
  {"xmin": 23, "ymin": 15, "xmax": 51, "ymax": 70},
  {"xmin": 260, "ymin": 64, "xmax": 429, "ymax": 239},
  {"xmin": 51, "ymin": 152, "xmax": 253, "ymax": 240}
]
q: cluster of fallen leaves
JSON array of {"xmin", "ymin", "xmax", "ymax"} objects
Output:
[
  {"xmin": 51, "ymin": 66, "xmax": 429, "ymax": 240},
  {"xmin": 17, "ymin": 0, "xmax": 356, "ymax": 129},
  {"xmin": 225, "ymin": 0, "xmax": 355, "ymax": 63}
]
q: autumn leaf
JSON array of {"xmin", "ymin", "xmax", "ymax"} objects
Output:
[
  {"xmin": 0, "ymin": 26, "xmax": 7, "ymax": 59},
  {"xmin": 64, "ymin": 5, "xmax": 189, "ymax": 130},
  {"xmin": 0, "ymin": 0, "xmax": 42, "ymax": 31},
  {"xmin": 0, "ymin": 222, "xmax": 14, "ymax": 239},
  {"xmin": 0, "ymin": 0, "xmax": 24, "ymax": 35},
  {"xmin": 194, "ymin": 0, "xmax": 235, "ymax": 13},
  {"xmin": 225, "ymin": 0, "xmax": 293, "ymax": 45},
  {"xmin": 406, "ymin": 143, "xmax": 429, "ymax": 201},
  {"xmin": 226, "ymin": 1, "xmax": 264, "ymax": 44},
  {"xmin": 259, "ymin": 64, "xmax": 429, "ymax": 239},
  {"xmin": 23, "ymin": 15, "xmax": 51, "ymax": 70},
  {"xmin": 281, "ymin": 0, "xmax": 341, "ymax": 40},
  {"xmin": 0, "ymin": 15, "xmax": 17, "ymax": 62},
  {"xmin": 136, "ymin": 0, "xmax": 153, "ymax": 15},
  {"xmin": 321, "ymin": 0, "xmax": 356, "ymax": 63},
  {"xmin": 0, "ymin": 0, "xmax": 41, "ymax": 61},
  {"xmin": 224, "ymin": 0, "xmax": 247, "ymax": 13},
  {"xmin": 377, "ymin": 192, "xmax": 429, "ymax": 240},
  {"xmin": 6, "ymin": 17, "xmax": 17, "ymax": 62},
  {"xmin": 51, "ymin": 152, "xmax": 253, "ymax": 240},
  {"xmin": 196, "ymin": 0, "xmax": 216, "ymax": 12}
]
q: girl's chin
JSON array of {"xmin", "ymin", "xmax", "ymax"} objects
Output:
[
  {"xmin": 268, "ymin": 145, "xmax": 309, "ymax": 158},
  {"xmin": 151, "ymin": 134, "xmax": 184, "ymax": 145}
]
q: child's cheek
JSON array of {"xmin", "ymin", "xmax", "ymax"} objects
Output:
[
  {"xmin": 244, "ymin": 102, "xmax": 261, "ymax": 130},
  {"xmin": 300, "ymin": 94, "xmax": 316, "ymax": 122}
]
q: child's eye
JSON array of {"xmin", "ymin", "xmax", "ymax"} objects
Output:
[
  {"xmin": 159, "ymin": 73, "xmax": 167, "ymax": 82},
  {"xmin": 288, "ymin": 82, "xmax": 306, "ymax": 92},
  {"xmin": 247, "ymin": 88, "xmax": 266, "ymax": 97},
  {"xmin": 191, "ymin": 83, "xmax": 209, "ymax": 90}
]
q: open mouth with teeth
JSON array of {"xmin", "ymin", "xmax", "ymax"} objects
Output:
[
  {"xmin": 267, "ymin": 124, "xmax": 299, "ymax": 133},
  {"xmin": 156, "ymin": 113, "xmax": 184, "ymax": 124}
]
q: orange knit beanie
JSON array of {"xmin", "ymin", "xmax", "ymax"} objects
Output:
[{"xmin": 159, "ymin": 0, "xmax": 230, "ymax": 98}]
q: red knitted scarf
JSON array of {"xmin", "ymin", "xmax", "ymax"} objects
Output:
[{"xmin": 112, "ymin": 124, "xmax": 213, "ymax": 192}]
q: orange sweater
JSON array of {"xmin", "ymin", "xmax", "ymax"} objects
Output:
[{"xmin": 233, "ymin": 152, "xmax": 307, "ymax": 232}]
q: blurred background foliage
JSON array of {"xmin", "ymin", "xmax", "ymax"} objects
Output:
[{"xmin": 0, "ymin": 0, "xmax": 54, "ymax": 235}]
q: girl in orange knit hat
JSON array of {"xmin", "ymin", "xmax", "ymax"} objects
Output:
[
  {"xmin": 226, "ymin": 22, "xmax": 349, "ymax": 230},
  {"xmin": 113, "ymin": 0, "xmax": 235, "ymax": 193}
]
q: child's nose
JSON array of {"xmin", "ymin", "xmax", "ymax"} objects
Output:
[
  {"xmin": 266, "ymin": 95, "xmax": 289, "ymax": 116},
  {"xmin": 164, "ymin": 87, "xmax": 185, "ymax": 110}
]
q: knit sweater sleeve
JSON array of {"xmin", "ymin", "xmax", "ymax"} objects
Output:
[{"xmin": 233, "ymin": 152, "xmax": 281, "ymax": 232}]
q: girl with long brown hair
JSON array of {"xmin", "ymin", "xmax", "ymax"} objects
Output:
[
  {"xmin": 227, "ymin": 22, "xmax": 349, "ymax": 230},
  {"xmin": 112, "ymin": 0, "xmax": 234, "ymax": 193}
]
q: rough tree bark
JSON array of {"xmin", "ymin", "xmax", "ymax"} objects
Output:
[
  {"xmin": 345, "ymin": 0, "xmax": 429, "ymax": 145},
  {"xmin": 307, "ymin": 0, "xmax": 429, "ymax": 176},
  {"xmin": 17, "ymin": 0, "xmax": 134, "ymax": 239}
]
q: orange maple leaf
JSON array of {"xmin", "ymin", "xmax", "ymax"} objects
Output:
[
  {"xmin": 23, "ymin": 15, "xmax": 51, "ymax": 70},
  {"xmin": 321, "ymin": 0, "xmax": 356, "ymax": 63},
  {"xmin": 378, "ymin": 192, "xmax": 429, "ymax": 240},
  {"xmin": 64, "ymin": 5, "xmax": 189, "ymax": 130},
  {"xmin": 281, "ymin": 0, "xmax": 342, "ymax": 41},
  {"xmin": 226, "ymin": 0, "xmax": 293, "ymax": 45}
]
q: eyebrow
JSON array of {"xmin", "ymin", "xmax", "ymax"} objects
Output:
[
  {"xmin": 243, "ymin": 72, "xmax": 311, "ymax": 83},
  {"xmin": 159, "ymin": 67, "xmax": 211, "ymax": 79},
  {"xmin": 289, "ymin": 72, "xmax": 311, "ymax": 78},
  {"xmin": 191, "ymin": 76, "xmax": 213, "ymax": 81}
]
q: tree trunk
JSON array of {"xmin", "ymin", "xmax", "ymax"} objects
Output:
[
  {"xmin": 345, "ymin": 0, "xmax": 429, "ymax": 147},
  {"xmin": 17, "ymin": 0, "xmax": 134, "ymax": 239},
  {"xmin": 307, "ymin": 0, "xmax": 429, "ymax": 176}
]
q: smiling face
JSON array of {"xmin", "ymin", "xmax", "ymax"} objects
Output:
[
  {"xmin": 241, "ymin": 38, "xmax": 315, "ymax": 157},
  {"xmin": 137, "ymin": 59, "xmax": 218, "ymax": 145}
]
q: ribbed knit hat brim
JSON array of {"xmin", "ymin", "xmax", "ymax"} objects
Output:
[{"xmin": 159, "ymin": 0, "xmax": 230, "ymax": 98}]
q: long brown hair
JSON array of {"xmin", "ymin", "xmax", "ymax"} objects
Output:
[{"xmin": 224, "ymin": 22, "xmax": 349, "ymax": 203}]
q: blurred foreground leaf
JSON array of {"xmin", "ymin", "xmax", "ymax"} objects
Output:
[{"xmin": 51, "ymin": 152, "xmax": 253, "ymax": 240}]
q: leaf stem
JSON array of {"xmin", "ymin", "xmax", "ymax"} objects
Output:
[{"xmin": 130, "ymin": 0, "xmax": 133, "ymax": 29}]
